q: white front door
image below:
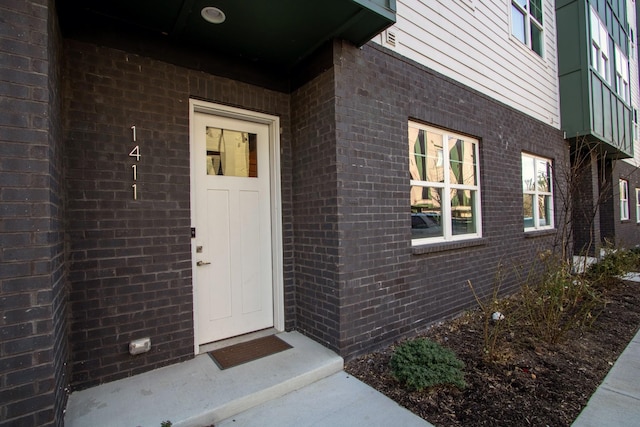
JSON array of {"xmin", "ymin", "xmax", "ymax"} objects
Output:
[{"xmin": 192, "ymin": 111, "xmax": 274, "ymax": 345}]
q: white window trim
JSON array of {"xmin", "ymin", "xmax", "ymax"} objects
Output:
[
  {"xmin": 410, "ymin": 123, "xmax": 482, "ymax": 245},
  {"xmin": 510, "ymin": 0, "xmax": 544, "ymax": 57},
  {"xmin": 523, "ymin": 153, "xmax": 555, "ymax": 231},
  {"xmin": 620, "ymin": 179, "xmax": 630, "ymax": 221}
]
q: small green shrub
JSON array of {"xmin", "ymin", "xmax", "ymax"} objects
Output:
[
  {"xmin": 587, "ymin": 247, "xmax": 640, "ymax": 280},
  {"xmin": 390, "ymin": 338, "xmax": 466, "ymax": 391},
  {"xmin": 160, "ymin": 421, "xmax": 172, "ymax": 427}
]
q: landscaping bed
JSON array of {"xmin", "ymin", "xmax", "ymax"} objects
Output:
[{"xmin": 345, "ymin": 277, "xmax": 640, "ymax": 426}]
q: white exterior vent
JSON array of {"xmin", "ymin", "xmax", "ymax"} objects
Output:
[{"xmin": 385, "ymin": 30, "xmax": 397, "ymax": 47}]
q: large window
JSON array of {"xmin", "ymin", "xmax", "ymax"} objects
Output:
[
  {"xmin": 620, "ymin": 179, "xmax": 629, "ymax": 220},
  {"xmin": 522, "ymin": 153, "xmax": 554, "ymax": 230},
  {"xmin": 409, "ymin": 123, "xmax": 481, "ymax": 244},
  {"xmin": 510, "ymin": 0, "xmax": 544, "ymax": 56},
  {"xmin": 614, "ymin": 45, "xmax": 629, "ymax": 103},
  {"xmin": 591, "ymin": 7, "xmax": 610, "ymax": 83}
]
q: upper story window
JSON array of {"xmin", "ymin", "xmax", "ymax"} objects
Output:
[
  {"xmin": 409, "ymin": 122, "xmax": 482, "ymax": 245},
  {"xmin": 522, "ymin": 153, "xmax": 554, "ymax": 231},
  {"xmin": 590, "ymin": 7, "xmax": 610, "ymax": 83},
  {"xmin": 615, "ymin": 45, "xmax": 629, "ymax": 103},
  {"xmin": 510, "ymin": 0, "xmax": 544, "ymax": 56}
]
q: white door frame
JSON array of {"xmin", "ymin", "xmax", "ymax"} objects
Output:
[{"xmin": 189, "ymin": 99, "xmax": 284, "ymax": 354}]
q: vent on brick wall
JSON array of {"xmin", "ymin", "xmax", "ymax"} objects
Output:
[{"xmin": 385, "ymin": 30, "xmax": 396, "ymax": 47}]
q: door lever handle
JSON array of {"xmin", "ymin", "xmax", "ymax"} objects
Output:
[{"xmin": 196, "ymin": 260, "xmax": 211, "ymax": 266}]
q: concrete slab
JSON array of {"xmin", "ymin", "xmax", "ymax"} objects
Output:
[
  {"xmin": 217, "ymin": 372, "xmax": 433, "ymax": 427},
  {"xmin": 572, "ymin": 327, "xmax": 640, "ymax": 427},
  {"xmin": 599, "ymin": 340, "xmax": 640, "ymax": 397},
  {"xmin": 618, "ymin": 272, "xmax": 640, "ymax": 283},
  {"xmin": 572, "ymin": 387, "xmax": 640, "ymax": 427},
  {"xmin": 64, "ymin": 332, "xmax": 343, "ymax": 427}
]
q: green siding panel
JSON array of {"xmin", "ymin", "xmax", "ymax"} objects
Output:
[{"xmin": 556, "ymin": 0, "xmax": 633, "ymax": 158}]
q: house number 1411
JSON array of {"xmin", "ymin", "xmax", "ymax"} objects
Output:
[{"xmin": 129, "ymin": 125, "xmax": 140, "ymax": 200}]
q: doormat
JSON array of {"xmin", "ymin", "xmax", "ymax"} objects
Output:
[{"xmin": 208, "ymin": 335, "xmax": 292, "ymax": 370}]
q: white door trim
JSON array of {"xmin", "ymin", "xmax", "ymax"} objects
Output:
[{"xmin": 189, "ymin": 99, "xmax": 284, "ymax": 355}]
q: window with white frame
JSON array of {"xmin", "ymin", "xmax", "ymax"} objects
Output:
[
  {"xmin": 409, "ymin": 122, "xmax": 481, "ymax": 244},
  {"xmin": 634, "ymin": 108, "xmax": 638, "ymax": 140},
  {"xmin": 591, "ymin": 7, "xmax": 610, "ymax": 83},
  {"xmin": 615, "ymin": 45, "xmax": 629, "ymax": 103},
  {"xmin": 522, "ymin": 153, "xmax": 554, "ymax": 230},
  {"xmin": 635, "ymin": 188, "xmax": 640, "ymax": 222},
  {"xmin": 510, "ymin": 0, "xmax": 544, "ymax": 56},
  {"xmin": 620, "ymin": 179, "xmax": 629, "ymax": 220},
  {"xmin": 630, "ymin": 28, "xmax": 635, "ymax": 60}
]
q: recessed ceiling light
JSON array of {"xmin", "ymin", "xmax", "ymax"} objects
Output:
[{"xmin": 201, "ymin": 7, "xmax": 226, "ymax": 24}]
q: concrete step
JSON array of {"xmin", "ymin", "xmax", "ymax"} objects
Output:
[{"xmin": 64, "ymin": 331, "xmax": 343, "ymax": 427}]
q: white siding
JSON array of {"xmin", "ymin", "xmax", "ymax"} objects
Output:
[{"xmin": 373, "ymin": 0, "xmax": 560, "ymax": 128}]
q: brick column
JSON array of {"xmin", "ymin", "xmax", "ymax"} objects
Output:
[{"xmin": 0, "ymin": 1, "xmax": 68, "ymax": 425}]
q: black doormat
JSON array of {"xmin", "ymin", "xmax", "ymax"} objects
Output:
[{"xmin": 208, "ymin": 335, "xmax": 292, "ymax": 370}]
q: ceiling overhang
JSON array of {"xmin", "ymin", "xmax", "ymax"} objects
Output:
[{"xmin": 57, "ymin": 0, "xmax": 396, "ymax": 70}]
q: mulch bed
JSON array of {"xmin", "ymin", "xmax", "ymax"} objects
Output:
[{"xmin": 345, "ymin": 279, "xmax": 640, "ymax": 427}]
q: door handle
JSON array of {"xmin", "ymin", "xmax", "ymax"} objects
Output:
[{"xmin": 196, "ymin": 260, "xmax": 211, "ymax": 266}]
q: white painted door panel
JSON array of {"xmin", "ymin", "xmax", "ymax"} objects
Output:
[{"xmin": 193, "ymin": 112, "xmax": 273, "ymax": 344}]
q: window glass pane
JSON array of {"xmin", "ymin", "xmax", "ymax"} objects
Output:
[
  {"xmin": 451, "ymin": 189, "xmax": 476, "ymax": 235},
  {"xmin": 538, "ymin": 195, "xmax": 551, "ymax": 226},
  {"xmin": 524, "ymin": 194, "xmax": 534, "ymax": 228},
  {"xmin": 537, "ymin": 159, "xmax": 550, "ymax": 192},
  {"xmin": 530, "ymin": 0, "xmax": 543, "ymax": 23},
  {"xmin": 409, "ymin": 128, "xmax": 426, "ymax": 181},
  {"xmin": 522, "ymin": 155, "xmax": 536, "ymax": 191},
  {"xmin": 410, "ymin": 129, "xmax": 443, "ymax": 182},
  {"xmin": 531, "ymin": 23, "xmax": 543, "ymax": 56},
  {"xmin": 206, "ymin": 127, "xmax": 257, "ymax": 177},
  {"xmin": 590, "ymin": 8, "xmax": 599, "ymax": 44},
  {"xmin": 591, "ymin": 44, "xmax": 598, "ymax": 69},
  {"xmin": 511, "ymin": 6, "xmax": 526, "ymax": 43},
  {"xmin": 448, "ymin": 137, "xmax": 477, "ymax": 185},
  {"xmin": 620, "ymin": 180, "xmax": 628, "ymax": 198},
  {"xmin": 426, "ymin": 131, "xmax": 444, "ymax": 182},
  {"xmin": 411, "ymin": 187, "xmax": 443, "ymax": 239}
]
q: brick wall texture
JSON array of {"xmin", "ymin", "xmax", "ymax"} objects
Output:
[
  {"xmin": 612, "ymin": 160, "xmax": 640, "ymax": 246},
  {"xmin": 0, "ymin": 0, "xmax": 67, "ymax": 426},
  {"xmin": 62, "ymin": 39, "xmax": 294, "ymax": 390},
  {"xmin": 288, "ymin": 41, "xmax": 569, "ymax": 357},
  {"xmin": 2, "ymin": 12, "xmax": 599, "ymax": 423}
]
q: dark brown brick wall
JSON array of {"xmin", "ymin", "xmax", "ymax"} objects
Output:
[
  {"xmin": 63, "ymin": 40, "xmax": 293, "ymax": 390},
  {"xmin": 290, "ymin": 67, "xmax": 341, "ymax": 351},
  {"xmin": 328, "ymin": 41, "xmax": 570, "ymax": 358},
  {"xmin": 612, "ymin": 160, "xmax": 640, "ymax": 247},
  {"xmin": 0, "ymin": 0, "xmax": 67, "ymax": 425}
]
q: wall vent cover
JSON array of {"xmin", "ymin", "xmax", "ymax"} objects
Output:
[{"xmin": 385, "ymin": 30, "xmax": 397, "ymax": 47}]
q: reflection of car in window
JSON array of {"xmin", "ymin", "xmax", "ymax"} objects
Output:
[{"xmin": 411, "ymin": 213, "xmax": 442, "ymax": 238}]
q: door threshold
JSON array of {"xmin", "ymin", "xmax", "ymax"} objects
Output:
[{"xmin": 198, "ymin": 328, "xmax": 278, "ymax": 354}]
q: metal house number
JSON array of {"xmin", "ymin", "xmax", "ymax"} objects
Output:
[{"xmin": 129, "ymin": 125, "xmax": 140, "ymax": 200}]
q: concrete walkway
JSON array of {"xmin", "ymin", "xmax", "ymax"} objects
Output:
[
  {"xmin": 64, "ymin": 331, "xmax": 431, "ymax": 427},
  {"xmin": 65, "ymin": 278, "xmax": 640, "ymax": 427},
  {"xmin": 571, "ymin": 273, "xmax": 640, "ymax": 427}
]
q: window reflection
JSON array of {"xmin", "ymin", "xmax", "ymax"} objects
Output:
[{"xmin": 206, "ymin": 126, "xmax": 257, "ymax": 177}]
